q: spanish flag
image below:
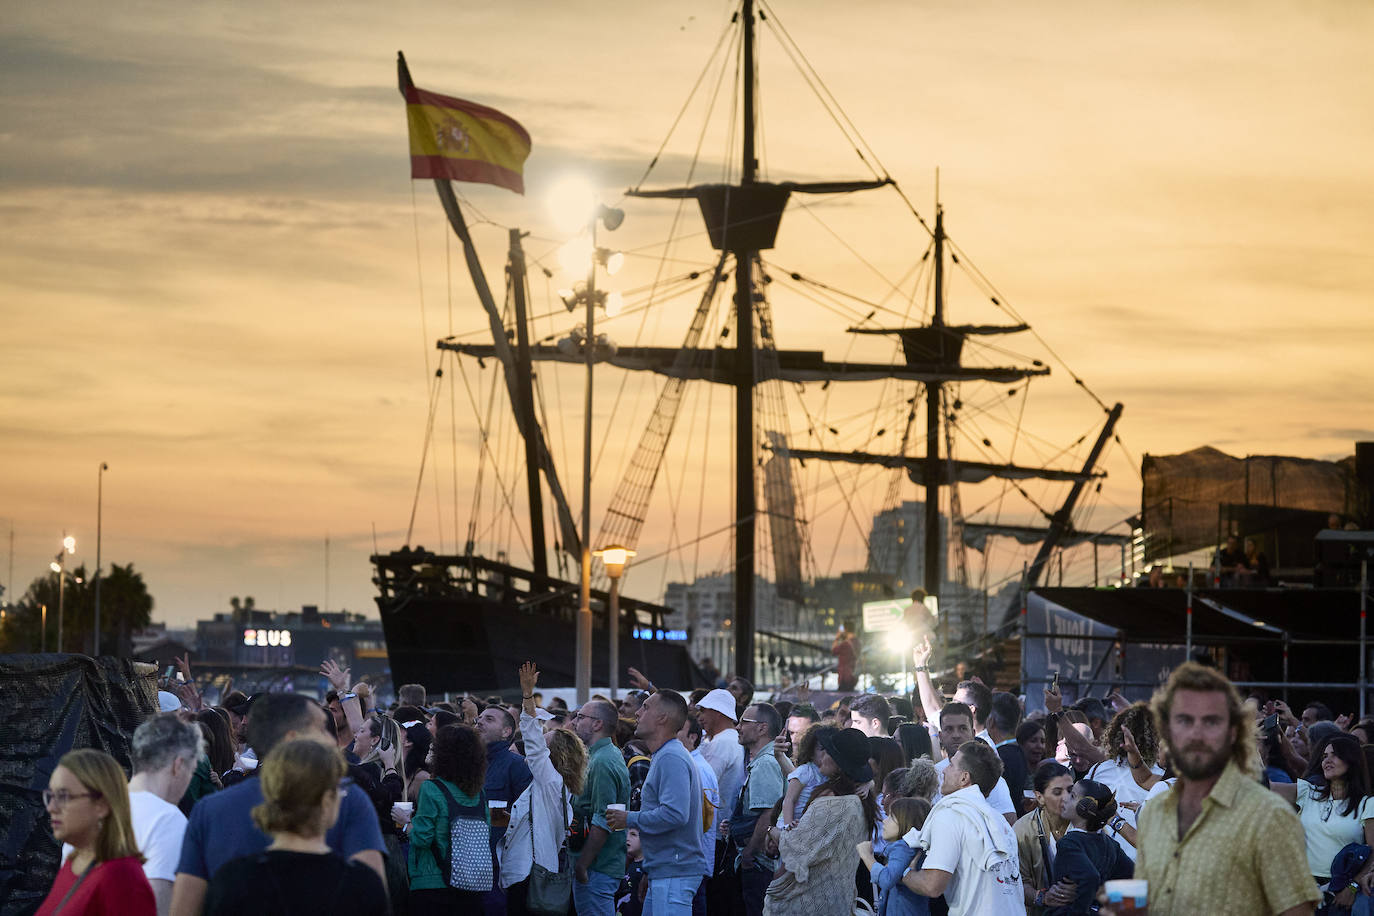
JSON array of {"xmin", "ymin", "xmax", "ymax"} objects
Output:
[{"xmin": 405, "ymin": 86, "xmax": 531, "ymax": 195}]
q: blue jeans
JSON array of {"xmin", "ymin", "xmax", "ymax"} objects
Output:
[
  {"xmin": 644, "ymin": 875, "xmax": 701, "ymax": 916},
  {"xmin": 572, "ymin": 869, "xmax": 619, "ymax": 916}
]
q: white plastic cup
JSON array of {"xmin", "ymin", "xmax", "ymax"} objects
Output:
[
  {"xmin": 606, "ymin": 803, "xmax": 627, "ymax": 813},
  {"xmin": 392, "ymin": 802, "xmax": 414, "ymax": 815},
  {"xmin": 1104, "ymin": 879, "xmax": 1147, "ymax": 914},
  {"xmin": 489, "ymin": 800, "xmax": 508, "ymax": 809}
]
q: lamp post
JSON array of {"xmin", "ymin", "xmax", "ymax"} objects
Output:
[
  {"xmin": 94, "ymin": 462, "xmax": 108, "ymax": 656},
  {"xmin": 595, "ymin": 545, "xmax": 636, "ymax": 701},
  {"xmin": 51, "ymin": 534, "xmax": 76, "ymax": 653},
  {"xmin": 553, "ymin": 180, "xmax": 623, "ymax": 706}
]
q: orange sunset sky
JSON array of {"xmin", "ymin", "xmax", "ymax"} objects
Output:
[{"xmin": 2, "ymin": 0, "xmax": 1372, "ymax": 628}]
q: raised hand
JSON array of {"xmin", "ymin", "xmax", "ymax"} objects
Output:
[
  {"xmin": 1121, "ymin": 726, "xmax": 1143, "ymax": 768},
  {"xmin": 1336, "ymin": 712, "xmax": 1353, "ymax": 731},
  {"xmin": 626, "ymin": 666, "xmax": 653, "ymax": 690},
  {"xmin": 519, "ymin": 661, "xmax": 539, "ymax": 698},
  {"xmin": 174, "ymin": 653, "xmax": 194, "ymax": 684},
  {"xmin": 1107, "ymin": 691, "xmax": 1131, "ymax": 714},
  {"xmin": 320, "ymin": 658, "xmax": 350, "ymax": 692},
  {"xmin": 1273, "ymin": 700, "xmax": 1299, "ymax": 728},
  {"xmin": 461, "ymin": 696, "xmax": 479, "ymax": 723},
  {"xmin": 1044, "ymin": 680, "xmax": 1063, "ymax": 714},
  {"xmin": 913, "ymin": 635, "xmax": 934, "ymax": 668}
]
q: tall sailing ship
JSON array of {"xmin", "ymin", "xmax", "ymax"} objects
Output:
[{"xmin": 375, "ymin": 2, "xmax": 1131, "ymax": 693}]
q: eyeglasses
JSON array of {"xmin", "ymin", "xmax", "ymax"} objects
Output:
[{"xmin": 43, "ymin": 789, "xmax": 100, "ymax": 808}]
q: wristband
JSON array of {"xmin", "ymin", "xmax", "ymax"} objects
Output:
[
  {"xmin": 342, "ymin": 693, "xmax": 357, "ymax": 700},
  {"xmin": 1034, "ymin": 889, "xmax": 1047, "ymax": 907},
  {"xmin": 522, "ymin": 695, "xmax": 534, "ymax": 699},
  {"xmin": 913, "ymin": 666, "xmax": 929, "ymax": 673}
]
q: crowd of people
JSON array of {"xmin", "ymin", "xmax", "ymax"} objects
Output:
[{"xmin": 30, "ymin": 642, "xmax": 1374, "ymax": 916}]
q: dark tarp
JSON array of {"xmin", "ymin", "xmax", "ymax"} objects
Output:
[
  {"xmin": 1030, "ymin": 587, "xmax": 1362, "ymax": 642},
  {"xmin": 1141, "ymin": 446, "xmax": 1355, "ymax": 561},
  {"xmin": 0, "ymin": 655, "xmax": 157, "ymax": 916}
]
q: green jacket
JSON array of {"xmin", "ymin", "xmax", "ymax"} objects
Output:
[{"xmin": 407, "ymin": 777, "xmax": 488, "ymax": 890}]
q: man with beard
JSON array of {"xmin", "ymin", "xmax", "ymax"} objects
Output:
[{"xmin": 1133, "ymin": 662, "xmax": 1317, "ymax": 916}]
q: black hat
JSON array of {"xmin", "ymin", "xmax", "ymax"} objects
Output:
[
  {"xmin": 222, "ymin": 691, "xmax": 256, "ymax": 717},
  {"xmin": 820, "ymin": 727, "xmax": 874, "ymax": 784}
]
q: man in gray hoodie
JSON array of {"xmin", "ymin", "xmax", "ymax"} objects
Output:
[{"xmin": 606, "ymin": 690, "xmax": 705, "ymax": 914}]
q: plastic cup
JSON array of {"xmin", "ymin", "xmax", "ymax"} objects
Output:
[
  {"xmin": 1104, "ymin": 879, "xmax": 1147, "ymax": 914},
  {"xmin": 392, "ymin": 802, "xmax": 413, "ymax": 815},
  {"xmin": 489, "ymin": 800, "xmax": 508, "ymax": 809},
  {"xmin": 607, "ymin": 803, "xmax": 627, "ymax": 813}
]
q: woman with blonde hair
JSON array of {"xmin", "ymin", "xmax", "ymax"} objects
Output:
[
  {"xmin": 500, "ymin": 662, "xmax": 587, "ymax": 914},
  {"xmin": 204, "ymin": 738, "xmax": 387, "ymax": 915},
  {"xmin": 38, "ymin": 749, "xmax": 155, "ymax": 915}
]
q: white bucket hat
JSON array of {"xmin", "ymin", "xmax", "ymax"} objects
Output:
[{"xmin": 697, "ymin": 688, "xmax": 739, "ymax": 723}]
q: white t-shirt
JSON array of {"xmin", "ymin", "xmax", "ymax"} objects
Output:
[
  {"xmin": 701, "ymin": 727, "xmax": 744, "ymax": 835},
  {"xmin": 921, "ymin": 787, "xmax": 1024, "ymax": 916},
  {"xmin": 935, "ymin": 756, "xmax": 1016, "ymax": 820},
  {"xmin": 63, "ymin": 790, "xmax": 187, "ymax": 883},
  {"xmin": 1086, "ymin": 757, "xmax": 1166, "ymax": 862},
  {"xmin": 1295, "ymin": 779, "xmax": 1374, "ymax": 878}
]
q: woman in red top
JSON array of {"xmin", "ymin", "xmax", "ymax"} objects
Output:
[{"xmin": 37, "ymin": 748, "xmax": 155, "ymax": 916}]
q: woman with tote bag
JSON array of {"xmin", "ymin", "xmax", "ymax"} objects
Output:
[{"xmin": 500, "ymin": 662, "xmax": 586, "ymax": 915}]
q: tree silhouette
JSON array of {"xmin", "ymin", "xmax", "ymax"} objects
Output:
[{"xmin": 0, "ymin": 562, "xmax": 154, "ymax": 655}]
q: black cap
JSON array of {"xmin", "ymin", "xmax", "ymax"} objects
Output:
[{"xmin": 819, "ymin": 727, "xmax": 874, "ymax": 784}]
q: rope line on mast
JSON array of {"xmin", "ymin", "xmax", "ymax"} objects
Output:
[
  {"xmin": 629, "ymin": 9, "xmax": 738, "ymax": 194},
  {"xmin": 452, "ymin": 351, "xmax": 531, "ymax": 562},
  {"xmin": 405, "ymin": 367, "xmax": 443, "ymax": 547}
]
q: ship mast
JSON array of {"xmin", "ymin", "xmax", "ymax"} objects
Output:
[
  {"xmin": 733, "ymin": 0, "xmax": 759, "ymax": 683},
  {"xmin": 925, "ymin": 206, "xmax": 945, "ymax": 634}
]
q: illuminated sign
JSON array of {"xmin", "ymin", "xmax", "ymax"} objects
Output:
[
  {"xmin": 243, "ymin": 628, "xmax": 292, "ymax": 647},
  {"xmin": 633, "ymin": 627, "xmax": 688, "ymax": 642}
]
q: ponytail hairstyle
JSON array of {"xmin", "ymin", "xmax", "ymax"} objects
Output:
[{"xmin": 1073, "ymin": 778, "xmax": 1118, "ymax": 831}]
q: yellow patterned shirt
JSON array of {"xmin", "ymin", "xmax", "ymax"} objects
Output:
[{"xmin": 1135, "ymin": 760, "xmax": 1320, "ymax": 915}]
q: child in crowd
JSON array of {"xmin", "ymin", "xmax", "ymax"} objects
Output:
[
  {"xmin": 615, "ymin": 827, "xmax": 646, "ymax": 916},
  {"xmin": 779, "ymin": 723, "xmax": 826, "ymax": 827},
  {"xmin": 872, "ymin": 766, "xmax": 910, "ymax": 859},
  {"xmin": 858, "ymin": 796, "xmax": 931, "ymax": 916},
  {"xmin": 1045, "ymin": 779, "xmax": 1133, "ymax": 915}
]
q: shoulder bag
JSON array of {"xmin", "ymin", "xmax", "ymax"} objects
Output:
[{"xmin": 526, "ymin": 783, "xmax": 572, "ymax": 914}]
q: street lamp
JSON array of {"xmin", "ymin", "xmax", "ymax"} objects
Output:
[
  {"xmin": 595, "ymin": 545, "xmax": 636, "ymax": 701},
  {"xmin": 550, "ymin": 179, "xmax": 625, "ymax": 706},
  {"xmin": 52, "ymin": 534, "xmax": 76, "ymax": 653},
  {"xmin": 95, "ymin": 462, "xmax": 108, "ymax": 656}
]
